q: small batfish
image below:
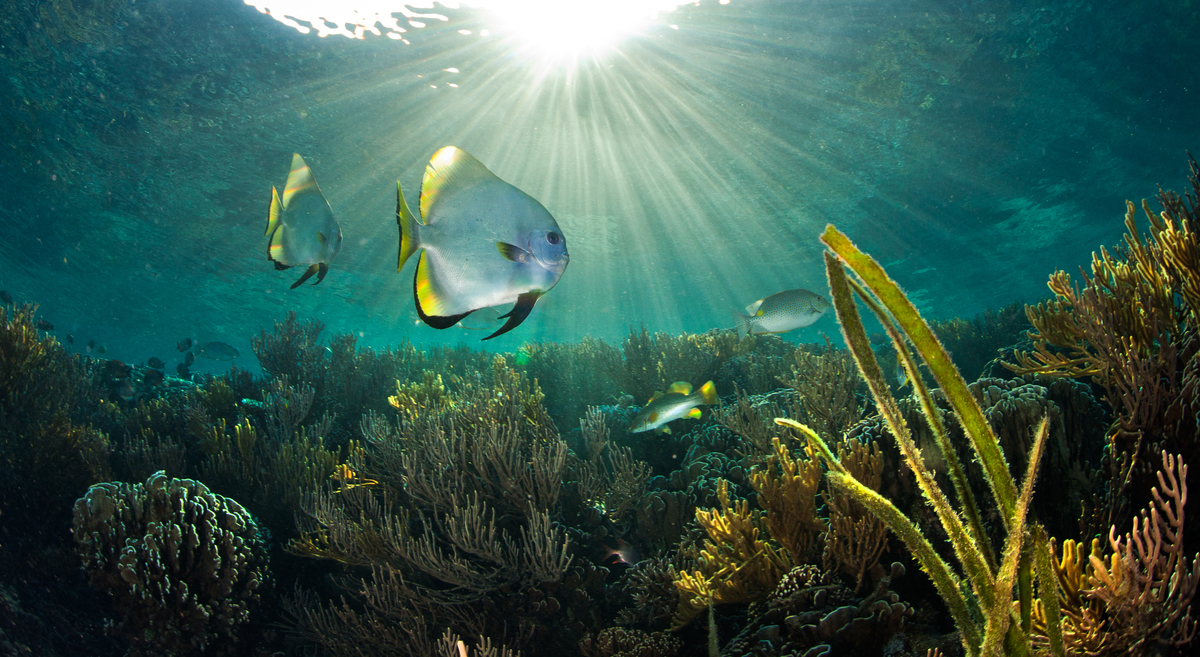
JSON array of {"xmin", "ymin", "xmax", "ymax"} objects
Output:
[
  {"xmin": 177, "ymin": 337, "xmax": 192, "ymax": 352},
  {"xmin": 0, "ymin": 290, "xmax": 11, "ymax": 304},
  {"xmin": 176, "ymin": 363, "xmax": 190, "ymax": 378},
  {"xmin": 266, "ymin": 153, "xmax": 342, "ymax": 289},
  {"xmin": 36, "ymin": 319, "xmax": 53, "ymax": 331},
  {"xmin": 731, "ymin": 288, "xmax": 830, "ymax": 340},
  {"xmin": 96, "ymin": 345, "xmax": 106, "ymax": 354},
  {"xmin": 196, "ymin": 341, "xmax": 239, "ymax": 361},
  {"xmin": 629, "ymin": 380, "xmax": 719, "ymax": 434},
  {"xmin": 184, "ymin": 351, "xmax": 195, "ymax": 367},
  {"xmin": 396, "ymin": 147, "xmax": 570, "ymax": 340},
  {"xmin": 147, "ymin": 357, "xmax": 165, "ymax": 369},
  {"xmin": 67, "ymin": 334, "xmax": 74, "ymax": 344}
]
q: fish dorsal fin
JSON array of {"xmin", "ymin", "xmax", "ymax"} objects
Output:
[
  {"xmin": 420, "ymin": 147, "xmax": 500, "ymax": 221},
  {"xmin": 647, "ymin": 391, "xmax": 662, "ymax": 404},
  {"xmin": 283, "ymin": 153, "xmax": 319, "ymax": 208},
  {"xmin": 745, "ymin": 298, "xmax": 766, "ymax": 316},
  {"xmin": 266, "ymin": 187, "xmax": 282, "ymax": 236},
  {"xmin": 668, "ymin": 381, "xmax": 693, "ymax": 395}
]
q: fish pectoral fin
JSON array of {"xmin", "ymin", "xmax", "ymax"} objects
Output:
[
  {"xmin": 483, "ymin": 292, "xmax": 542, "ymax": 341},
  {"xmin": 290, "ymin": 263, "xmax": 321, "ymax": 289},
  {"xmin": 496, "ymin": 242, "xmax": 531, "ymax": 263},
  {"xmin": 660, "ymin": 426, "xmax": 671, "ymax": 435},
  {"xmin": 316, "ymin": 231, "xmax": 327, "ymax": 246}
]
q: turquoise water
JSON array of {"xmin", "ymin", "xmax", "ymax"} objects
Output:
[{"xmin": 1, "ymin": 1, "xmax": 1198, "ymax": 655}]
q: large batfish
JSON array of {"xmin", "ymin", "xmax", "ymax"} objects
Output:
[
  {"xmin": 266, "ymin": 153, "xmax": 343, "ymax": 289},
  {"xmin": 396, "ymin": 147, "xmax": 569, "ymax": 340}
]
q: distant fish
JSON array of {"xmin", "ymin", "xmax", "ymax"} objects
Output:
[
  {"xmin": 629, "ymin": 380, "xmax": 719, "ymax": 435},
  {"xmin": 176, "ymin": 363, "xmax": 190, "ymax": 378},
  {"xmin": 0, "ymin": 290, "xmax": 11, "ymax": 304},
  {"xmin": 896, "ymin": 350, "xmax": 911, "ymax": 389},
  {"xmin": 87, "ymin": 339, "xmax": 95, "ymax": 353},
  {"xmin": 731, "ymin": 288, "xmax": 830, "ymax": 340},
  {"xmin": 396, "ymin": 146, "xmax": 570, "ymax": 340},
  {"xmin": 869, "ymin": 332, "xmax": 888, "ymax": 346},
  {"xmin": 184, "ymin": 351, "xmax": 195, "ymax": 367},
  {"xmin": 96, "ymin": 345, "xmax": 106, "ymax": 355},
  {"xmin": 196, "ymin": 341, "xmax": 239, "ymax": 361},
  {"xmin": 66, "ymin": 334, "xmax": 74, "ymax": 344},
  {"xmin": 116, "ymin": 379, "xmax": 137, "ymax": 402},
  {"xmin": 177, "ymin": 337, "xmax": 192, "ymax": 352},
  {"xmin": 147, "ymin": 357, "xmax": 165, "ymax": 369},
  {"xmin": 36, "ymin": 319, "xmax": 53, "ymax": 331},
  {"xmin": 143, "ymin": 369, "xmax": 165, "ymax": 387},
  {"xmin": 600, "ymin": 538, "xmax": 640, "ymax": 565},
  {"xmin": 266, "ymin": 153, "xmax": 342, "ymax": 289}
]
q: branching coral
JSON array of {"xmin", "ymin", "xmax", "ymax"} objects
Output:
[
  {"xmin": 777, "ymin": 337, "xmax": 868, "ymax": 442},
  {"xmin": 823, "ymin": 438, "xmax": 889, "ymax": 592},
  {"xmin": 1032, "ymin": 451, "xmax": 1198, "ymax": 656},
  {"xmin": 750, "ymin": 437, "xmax": 826, "ymax": 567},
  {"xmin": 288, "ymin": 358, "xmax": 580, "ymax": 651},
  {"xmin": 606, "ymin": 326, "xmax": 745, "ymax": 403},
  {"xmin": 72, "ymin": 471, "xmax": 268, "ymax": 656},
  {"xmin": 575, "ymin": 407, "xmax": 651, "ymax": 525},
  {"xmin": 1009, "ymin": 157, "xmax": 1200, "ymax": 532}
]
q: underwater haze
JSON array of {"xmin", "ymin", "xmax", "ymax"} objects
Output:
[
  {"xmin": 3, "ymin": 1, "xmax": 1200, "ymax": 657},
  {"xmin": 1, "ymin": 0, "xmax": 1195, "ymax": 365}
]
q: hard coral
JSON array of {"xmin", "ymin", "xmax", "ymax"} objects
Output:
[{"xmin": 72, "ymin": 471, "xmax": 268, "ymax": 656}]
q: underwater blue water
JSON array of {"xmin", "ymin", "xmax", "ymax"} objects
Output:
[{"xmin": 0, "ymin": 0, "xmax": 1196, "ymax": 366}]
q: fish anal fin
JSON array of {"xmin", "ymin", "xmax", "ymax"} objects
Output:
[
  {"xmin": 496, "ymin": 242, "xmax": 531, "ymax": 263},
  {"xmin": 290, "ymin": 263, "xmax": 320, "ymax": 289},
  {"xmin": 687, "ymin": 408, "xmax": 702, "ymax": 419},
  {"xmin": 482, "ymin": 292, "xmax": 541, "ymax": 341},
  {"xmin": 667, "ymin": 381, "xmax": 693, "ymax": 395},
  {"xmin": 413, "ymin": 263, "xmax": 470, "ymax": 329}
]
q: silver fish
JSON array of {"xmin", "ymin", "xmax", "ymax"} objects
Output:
[
  {"xmin": 629, "ymin": 381, "xmax": 719, "ymax": 434},
  {"xmin": 396, "ymin": 147, "xmax": 569, "ymax": 340},
  {"xmin": 196, "ymin": 341, "xmax": 239, "ymax": 361},
  {"xmin": 731, "ymin": 288, "xmax": 830, "ymax": 340},
  {"xmin": 266, "ymin": 153, "xmax": 342, "ymax": 289}
]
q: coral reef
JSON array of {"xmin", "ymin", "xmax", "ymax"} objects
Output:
[
  {"xmin": 72, "ymin": 471, "xmax": 269, "ymax": 656},
  {"xmin": 1010, "ymin": 157, "xmax": 1200, "ymax": 536}
]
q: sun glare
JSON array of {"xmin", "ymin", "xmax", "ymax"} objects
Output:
[{"xmin": 244, "ymin": 1, "xmax": 705, "ymax": 55}]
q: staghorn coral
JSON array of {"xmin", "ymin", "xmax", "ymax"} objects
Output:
[
  {"xmin": 1032, "ymin": 451, "xmax": 1198, "ymax": 656},
  {"xmin": 72, "ymin": 471, "xmax": 268, "ymax": 656},
  {"xmin": 0, "ymin": 303, "xmax": 109, "ymax": 539},
  {"xmin": 1009, "ymin": 157, "xmax": 1200, "ymax": 535},
  {"xmin": 750, "ymin": 437, "xmax": 826, "ymax": 567},
  {"xmin": 575, "ymin": 407, "xmax": 652, "ymax": 526},
  {"xmin": 287, "ymin": 358, "xmax": 582, "ymax": 653},
  {"xmin": 822, "ymin": 438, "xmax": 889, "ymax": 592},
  {"xmin": 606, "ymin": 326, "xmax": 746, "ymax": 404},
  {"xmin": 672, "ymin": 478, "xmax": 792, "ymax": 629}
]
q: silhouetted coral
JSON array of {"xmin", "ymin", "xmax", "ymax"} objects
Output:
[
  {"xmin": 72, "ymin": 471, "xmax": 269, "ymax": 656},
  {"xmin": 579, "ymin": 627, "xmax": 682, "ymax": 657}
]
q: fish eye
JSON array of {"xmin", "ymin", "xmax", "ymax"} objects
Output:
[{"xmin": 546, "ymin": 231, "xmax": 560, "ymax": 245}]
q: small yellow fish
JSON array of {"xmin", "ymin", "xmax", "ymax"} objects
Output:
[
  {"xmin": 732, "ymin": 288, "xmax": 830, "ymax": 340},
  {"xmin": 266, "ymin": 153, "xmax": 343, "ymax": 289},
  {"xmin": 331, "ymin": 463, "xmax": 379, "ymax": 492},
  {"xmin": 629, "ymin": 381, "xmax": 719, "ymax": 434},
  {"xmin": 396, "ymin": 147, "xmax": 569, "ymax": 340}
]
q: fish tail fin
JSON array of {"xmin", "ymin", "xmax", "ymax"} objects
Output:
[
  {"xmin": 697, "ymin": 380, "xmax": 719, "ymax": 406},
  {"xmin": 266, "ymin": 186, "xmax": 283, "ymax": 236},
  {"xmin": 397, "ymin": 180, "xmax": 422, "ymax": 271},
  {"xmin": 731, "ymin": 310, "xmax": 752, "ymax": 340}
]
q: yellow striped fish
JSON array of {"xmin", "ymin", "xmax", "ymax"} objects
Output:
[
  {"xmin": 396, "ymin": 147, "xmax": 570, "ymax": 340},
  {"xmin": 265, "ymin": 153, "xmax": 342, "ymax": 289}
]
